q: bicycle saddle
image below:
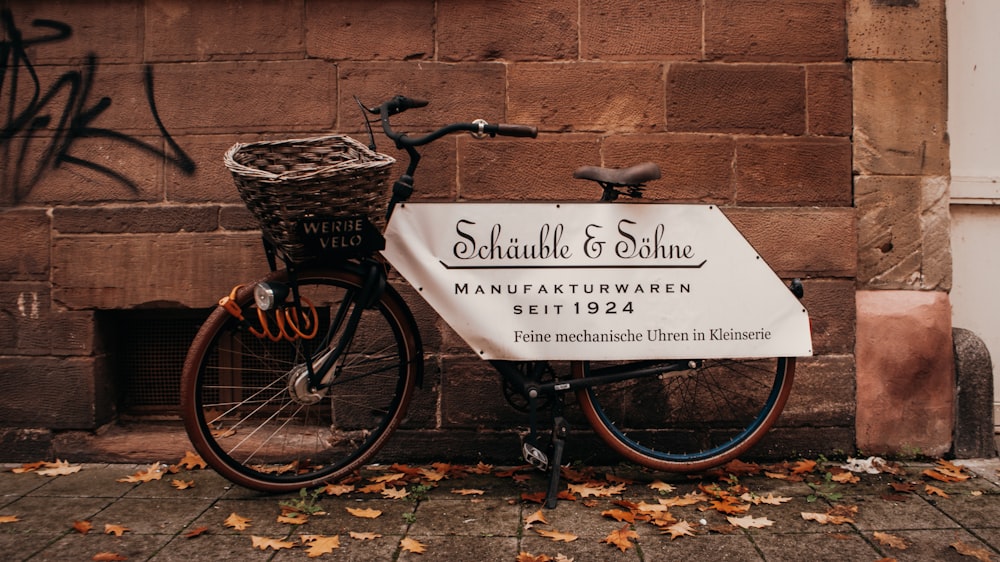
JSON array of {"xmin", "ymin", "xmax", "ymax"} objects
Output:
[{"xmin": 573, "ymin": 162, "xmax": 661, "ymax": 187}]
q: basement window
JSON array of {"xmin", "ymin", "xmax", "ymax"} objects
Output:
[{"xmin": 111, "ymin": 309, "xmax": 210, "ymax": 416}]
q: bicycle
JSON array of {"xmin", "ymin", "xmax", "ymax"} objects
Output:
[{"xmin": 181, "ymin": 95, "xmax": 812, "ymax": 508}]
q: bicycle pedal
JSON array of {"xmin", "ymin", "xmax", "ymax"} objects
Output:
[{"xmin": 522, "ymin": 442, "xmax": 549, "ymax": 472}]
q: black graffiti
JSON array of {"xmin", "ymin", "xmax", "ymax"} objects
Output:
[{"xmin": 1, "ymin": 9, "xmax": 195, "ymax": 203}]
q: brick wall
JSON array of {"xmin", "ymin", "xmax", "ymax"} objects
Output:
[{"xmin": 1, "ymin": 0, "xmax": 857, "ymax": 461}]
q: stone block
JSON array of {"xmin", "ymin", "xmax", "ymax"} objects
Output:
[
  {"xmin": 52, "ymin": 205, "xmax": 218, "ymax": 234},
  {"xmin": 437, "ymin": 0, "xmax": 579, "ymax": 61},
  {"xmin": 457, "ymin": 135, "xmax": 601, "ymax": 200},
  {"xmin": 0, "ymin": 428, "xmax": 55, "ymax": 463},
  {"xmin": 601, "ymin": 134, "xmax": 736, "ymax": 203},
  {"xmin": 0, "ymin": 209, "xmax": 49, "ymax": 280},
  {"xmin": 706, "ymin": 0, "xmax": 847, "ymax": 62},
  {"xmin": 735, "ymin": 137, "xmax": 853, "ymax": 206},
  {"xmin": 440, "ymin": 357, "xmax": 526, "ymax": 429},
  {"xmin": 52, "ymin": 232, "xmax": 267, "ymax": 309},
  {"xmin": 0, "ymin": 356, "xmax": 113, "ymax": 429},
  {"xmin": 667, "ymin": 64, "xmax": 806, "ymax": 135},
  {"xmin": 853, "ymin": 61, "xmax": 948, "ymax": 176},
  {"xmin": 952, "ymin": 328, "xmax": 996, "ymax": 459},
  {"xmin": 807, "ymin": 64, "xmax": 853, "ymax": 136},
  {"xmin": 800, "ymin": 279, "xmax": 856, "ymax": 355},
  {"xmin": 218, "ymin": 205, "xmax": 260, "ymax": 231},
  {"xmin": 166, "ymin": 134, "xmax": 245, "ymax": 204},
  {"xmin": 337, "ymin": 62, "xmax": 506, "ymax": 132},
  {"xmin": 723, "ymin": 207, "xmax": 856, "ymax": 278},
  {"xmin": 848, "ymin": 0, "xmax": 946, "ymax": 62},
  {"xmin": 856, "ymin": 175, "xmax": 951, "ymax": 290},
  {"xmin": 508, "ymin": 62, "xmax": 665, "ymax": 132},
  {"xmin": 781, "ymin": 355, "xmax": 855, "ymax": 427},
  {"xmin": 307, "ymin": 0, "xmax": 434, "ymax": 61},
  {"xmin": 855, "ymin": 290, "xmax": 954, "ymax": 457},
  {"xmin": 152, "ymin": 61, "xmax": 337, "ymax": 133},
  {"xmin": 146, "ymin": 2, "xmax": 305, "ymax": 62},
  {"xmin": 580, "ymin": 0, "xmax": 702, "ymax": 60},
  {"xmin": 6, "ymin": 0, "xmax": 143, "ymax": 64},
  {"xmin": 0, "ymin": 282, "xmax": 97, "ymax": 356}
]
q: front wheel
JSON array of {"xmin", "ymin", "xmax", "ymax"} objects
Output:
[
  {"xmin": 574, "ymin": 357, "xmax": 794, "ymax": 472},
  {"xmin": 180, "ymin": 266, "xmax": 421, "ymax": 492}
]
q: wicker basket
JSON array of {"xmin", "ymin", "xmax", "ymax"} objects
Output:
[{"xmin": 224, "ymin": 135, "xmax": 395, "ymax": 262}]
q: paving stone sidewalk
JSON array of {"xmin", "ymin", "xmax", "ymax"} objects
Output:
[{"xmin": 2, "ymin": 458, "xmax": 1000, "ymax": 561}]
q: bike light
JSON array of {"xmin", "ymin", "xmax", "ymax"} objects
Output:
[{"xmin": 253, "ymin": 282, "xmax": 289, "ymax": 311}]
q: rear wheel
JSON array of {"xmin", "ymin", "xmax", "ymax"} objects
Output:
[
  {"xmin": 181, "ymin": 266, "xmax": 420, "ymax": 492},
  {"xmin": 574, "ymin": 358, "xmax": 794, "ymax": 472}
]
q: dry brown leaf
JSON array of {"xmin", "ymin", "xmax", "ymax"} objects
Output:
[
  {"xmin": 322, "ymin": 483, "xmax": 354, "ymax": 496},
  {"xmin": 801, "ymin": 511, "xmax": 854, "ymax": 525},
  {"xmin": 709, "ymin": 499, "xmax": 750, "ymax": 515},
  {"xmin": 663, "ymin": 520, "xmax": 697, "ymax": 540},
  {"xmin": 0, "ymin": 515, "xmax": 19, "ymax": 524},
  {"xmin": 635, "ymin": 501, "xmax": 670, "ymax": 513},
  {"xmin": 451, "ymin": 488, "xmax": 486, "ymax": 496},
  {"xmin": 831, "ymin": 471, "xmax": 860, "ymax": 484},
  {"xmin": 873, "ymin": 531, "xmax": 908, "ymax": 550},
  {"xmin": 250, "ymin": 535, "xmax": 296, "ymax": 551},
  {"xmin": 521, "ymin": 491, "xmax": 547, "ymax": 504},
  {"xmin": 925, "ymin": 484, "xmax": 950, "ymax": 498},
  {"xmin": 469, "ymin": 461, "xmax": 493, "ymax": 474},
  {"xmin": 117, "ymin": 463, "xmax": 165, "ymax": 483},
  {"xmin": 104, "ymin": 524, "xmax": 129, "ymax": 537},
  {"xmin": 11, "ymin": 461, "xmax": 46, "ymax": 474},
  {"xmin": 740, "ymin": 492, "xmax": 792, "ymax": 505},
  {"xmin": 170, "ymin": 479, "xmax": 195, "ymax": 490},
  {"xmin": 419, "ymin": 467, "xmax": 447, "ymax": 482},
  {"xmin": 381, "ymin": 487, "xmax": 410, "ymax": 500},
  {"xmin": 224, "ymin": 512, "xmax": 251, "ymax": 531},
  {"xmin": 601, "ymin": 509, "xmax": 636, "ymax": 523},
  {"xmin": 277, "ymin": 511, "xmax": 309, "ymax": 525},
  {"xmin": 524, "ymin": 509, "xmax": 549, "ymax": 529},
  {"xmin": 358, "ymin": 482, "xmax": 387, "ymax": 494},
  {"xmin": 346, "ymin": 506, "xmax": 382, "ymax": 519},
  {"xmin": 727, "ymin": 515, "xmax": 774, "ymax": 529},
  {"xmin": 792, "ymin": 459, "xmax": 818, "ymax": 474},
  {"xmin": 372, "ymin": 472, "xmax": 406, "ymax": 483},
  {"xmin": 721, "ymin": 459, "xmax": 762, "ymax": 475},
  {"xmin": 178, "ymin": 451, "xmax": 207, "ymax": 470},
  {"xmin": 300, "ymin": 534, "xmax": 341, "ymax": 557},
  {"xmin": 517, "ymin": 553, "xmax": 553, "ymax": 562},
  {"xmin": 602, "ymin": 524, "xmax": 639, "ymax": 551},
  {"xmin": 649, "ymin": 480, "xmax": 676, "ymax": 494},
  {"xmin": 659, "ymin": 492, "xmax": 707, "ymax": 507},
  {"xmin": 567, "ymin": 482, "xmax": 616, "ymax": 498},
  {"xmin": 400, "ymin": 537, "xmax": 427, "ymax": 554},
  {"xmin": 349, "ymin": 531, "xmax": 381, "ymax": 540},
  {"xmin": 951, "ymin": 540, "xmax": 994, "ymax": 561},
  {"xmin": 35, "ymin": 459, "xmax": 83, "ymax": 477},
  {"xmin": 536, "ymin": 528, "xmax": 579, "ymax": 543},
  {"xmin": 74, "ymin": 520, "xmax": 93, "ymax": 534},
  {"xmin": 92, "ymin": 553, "xmax": 128, "ymax": 561},
  {"xmin": 184, "ymin": 526, "xmax": 210, "ymax": 538},
  {"xmin": 648, "ymin": 511, "xmax": 679, "ymax": 528}
]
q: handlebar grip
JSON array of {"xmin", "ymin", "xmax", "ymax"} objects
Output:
[{"xmin": 495, "ymin": 124, "xmax": 538, "ymax": 138}]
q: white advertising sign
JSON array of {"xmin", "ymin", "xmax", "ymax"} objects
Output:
[{"xmin": 382, "ymin": 203, "xmax": 812, "ymax": 361}]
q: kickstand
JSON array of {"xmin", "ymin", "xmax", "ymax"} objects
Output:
[{"xmin": 544, "ymin": 416, "xmax": 569, "ymax": 509}]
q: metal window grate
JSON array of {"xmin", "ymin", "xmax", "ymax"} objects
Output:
[{"xmin": 114, "ymin": 309, "xmax": 209, "ymax": 415}]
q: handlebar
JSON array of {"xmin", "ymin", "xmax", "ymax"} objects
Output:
[
  {"xmin": 362, "ymin": 95, "xmax": 537, "ymax": 220},
  {"xmin": 365, "ymin": 95, "xmax": 538, "ymax": 147}
]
